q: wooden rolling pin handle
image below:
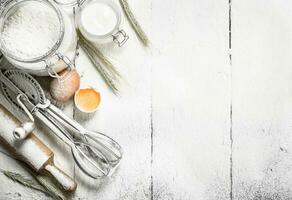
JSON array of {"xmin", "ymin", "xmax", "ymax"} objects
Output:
[
  {"xmin": 45, "ymin": 164, "xmax": 77, "ymax": 191},
  {"xmin": 0, "ymin": 105, "xmax": 77, "ymax": 191}
]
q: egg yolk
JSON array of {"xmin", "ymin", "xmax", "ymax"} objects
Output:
[{"xmin": 75, "ymin": 88, "xmax": 101, "ymax": 112}]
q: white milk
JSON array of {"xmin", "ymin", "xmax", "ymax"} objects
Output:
[{"xmin": 80, "ymin": 2, "xmax": 118, "ymax": 36}]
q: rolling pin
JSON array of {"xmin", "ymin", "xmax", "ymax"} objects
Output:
[{"xmin": 0, "ymin": 105, "xmax": 77, "ymax": 191}]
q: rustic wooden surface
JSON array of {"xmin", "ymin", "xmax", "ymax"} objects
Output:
[{"xmin": 1, "ymin": 0, "xmax": 292, "ymax": 199}]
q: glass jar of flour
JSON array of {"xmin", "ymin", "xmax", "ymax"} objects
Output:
[
  {"xmin": 0, "ymin": 0, "xmax": 77, "ymax": 76},
  {"xmin": 55, "ymin": 0, "xmax": 129, "ymax": 47}
]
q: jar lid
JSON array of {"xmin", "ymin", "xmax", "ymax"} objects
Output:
[{"xmin": 0, "ymin": 0, "xmax": 64, "ymax": 63}]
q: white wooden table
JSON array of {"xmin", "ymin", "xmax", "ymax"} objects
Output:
[{"xmin": 1, "ymin": 0, "xmax": 292, "ymax": 199}]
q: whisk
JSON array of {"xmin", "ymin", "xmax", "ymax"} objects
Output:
[{"xmin": 0, "ymin": 69, "xmax": 122, "ymax": 178}]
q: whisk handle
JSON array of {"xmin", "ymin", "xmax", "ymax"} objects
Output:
[
  {"xmin": 48, "ymin": 104, "xmax": 85, "ymax": 133},
  {"xmin": 45, "ymin": 164, "xmax": 77, "ymax": 191}
]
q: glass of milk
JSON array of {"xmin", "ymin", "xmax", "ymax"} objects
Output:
[{"xmin": 75, "ymin": 0, "xmax": 129, "ymax": 47}]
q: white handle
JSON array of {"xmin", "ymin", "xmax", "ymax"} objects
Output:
[
  {"xmin": 45, "ymin": 164, "xmax": 77, "ymax": 191},
  {"xmin": 13, "ymin": 122, "xmax": 35, "ymax": 140}
]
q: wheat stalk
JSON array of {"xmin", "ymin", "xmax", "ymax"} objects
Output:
[
  {"xmin": 82, "ymin": 45, "xmax": 119, "ymax": 94},
  {"xmin": 1, "ymin": 170, "xmax": 48, "ymax": 194},
  {"xmin": 77, "ymin": 30, "xmax": 120, "ymax": 94},
  {"xmin": 119, "ymin": 0, "xmax": 149, "ymax": 46},
  {"xmin": 78, "ymin": 32, "xmax": 121, "ymax": 78},
  {"xmin": 1, "ymin": 169, "xmax": 67, "ymax": 200},
  {"xmin": 32, "ymin": 172, "xmax": 67, "ymax": 200}
]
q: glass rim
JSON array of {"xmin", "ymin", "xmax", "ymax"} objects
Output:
[
  {"xmin": 53, "ymin": 0, "xmax": 78, "ymax": 7},
  {"xmin": 0, "ymin": 0, "xmax": 65, "ymax": 63}
]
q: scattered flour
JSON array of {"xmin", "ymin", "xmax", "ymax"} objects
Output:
[{"xmin": 1, "ymin": 1, "xmax": 61, "ymax": 60}]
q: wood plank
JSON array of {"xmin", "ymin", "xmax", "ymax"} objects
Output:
[
  {"xmin": 0, "ymin": 0, "xmax": 235, "ymax": 199},
  {"xmin": 151, "ymin": 0, "xmax": 231, "ymax": 199},
  {"xmin": 232, "ymin": 0, "xmax": 292, "ymax": 199}
]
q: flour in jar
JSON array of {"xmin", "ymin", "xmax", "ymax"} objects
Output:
[{"xmin": 1, "ymin": 1, "xmax": 61, "ymax": 60}]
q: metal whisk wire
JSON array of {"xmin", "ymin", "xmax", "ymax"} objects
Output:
[
  {"xmin": 0, "ymin": 69, "xmax": 123, "ymax": 179},
  {"xmin": 46, "ymin": 103, "xmax": 123, "ymax": 166},
  {"xmin": 41, "ymin": 108, "xmax": 111, "ymax": 178}
]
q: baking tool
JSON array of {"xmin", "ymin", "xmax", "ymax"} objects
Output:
[
  {"xmin": 0, "ymin": 69, "xmax": 122, "ymax": 178},
  {"xmin": 0, "ymin": 104, "xmax": 77, "ymax": 191},
  {"xmin": 13, "ymin": 94, "xmax": 35, "ymax": 140}
]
